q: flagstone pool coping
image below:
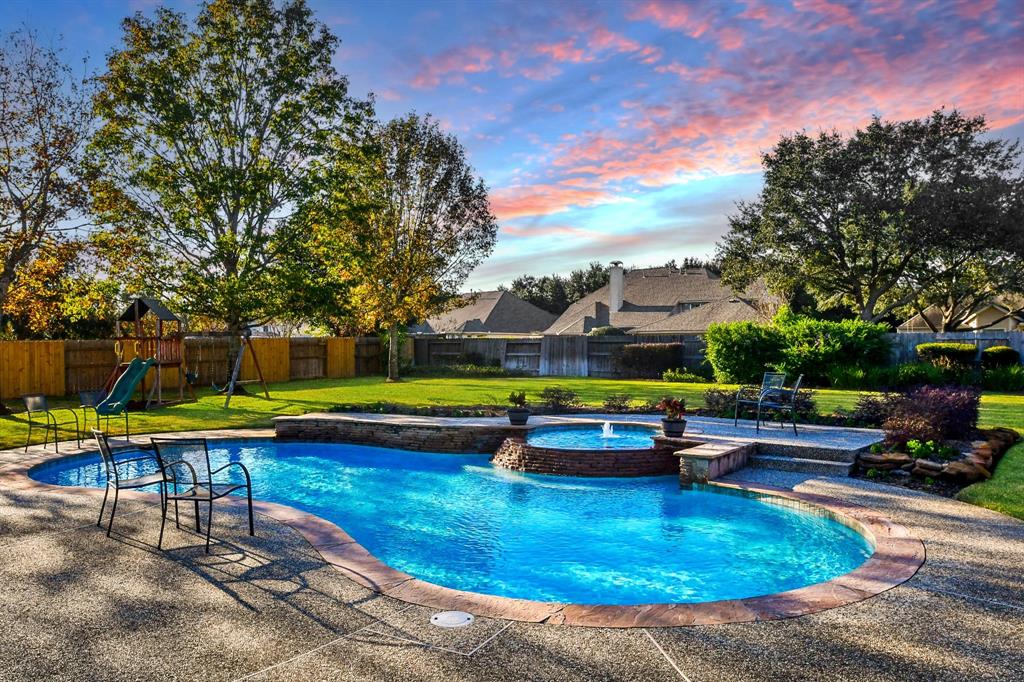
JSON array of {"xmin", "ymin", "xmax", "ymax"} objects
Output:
[{"xmin": 2, "ymin": 427, "xmax": 924, "ymax": 628}]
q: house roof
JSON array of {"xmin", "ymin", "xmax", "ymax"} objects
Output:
[
  {"xmin": 629, "ymin": 299, "xmax": 765, "ymax": 334},
  {"xmin": 412, "ymin": 290, "xmax": 556, "ymax": 334},
  {"xmin": 117, "ymin": 297, "xmax": 180, "ymax": 322},
  {"xmin": 898, "ymin": 296, "xmax": 1024, "ymax": 331},
  {"xmin": 545, "ymin": 267, "xmax": 774, "ymax": 335}
]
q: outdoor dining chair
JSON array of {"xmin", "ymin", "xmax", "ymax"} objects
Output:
[
  {"xmin": 23, "ymin": 394, "xmax": 80, "ymax": 452},
  {"xmin": 94, "ymin": 430, "xmax": 170, "ymax": 538},
  {"xmin": 150, "ymin": 437, "xmax": 254, "ymax": 553},
  {"xmin": 734, "ymin": 372, "xmax": 804, "ymax": 435}
]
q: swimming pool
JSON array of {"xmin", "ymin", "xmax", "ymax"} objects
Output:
[{"xmin": 32, "ymin": 439, "xmax": 872, "ymax": 605}]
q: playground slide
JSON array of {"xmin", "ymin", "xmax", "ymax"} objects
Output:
[{"xmin": 97, "ymin": 357, "xmax": 156, "ymax": 415}]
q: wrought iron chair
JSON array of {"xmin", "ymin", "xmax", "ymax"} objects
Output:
[
  {"xmin": 735, "ymin": 373, "xmax": 804, "ymax": 435},
  {"xmin": 23, "ymin": 394, "xmax": 80, "ymax": 452},
  {"xmin": 94, "ymin": 430, "xmax": 170, "ymax": 538},
  {"xmin": 734, "ymin": 372, "xmax": 786, "ymax": 430},
  {"xmin": 79, "ymin": 390, "xmax": 106, "ymax": 432},
  {"xmin": 151, "ymin": 438, "xmax": 254, "ymax": 553}
]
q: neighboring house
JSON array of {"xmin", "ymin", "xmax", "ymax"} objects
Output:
[
  {"xmin": 410, "ymin": 290, "xmax": 557, "ymax": 335},
  {"xmin": 899, "ymin": 296, "xmax": 1024, "ymax": 333},
  {"xmin": 545, "ymin": 262, "xmax": 775, "ymax": 335}
]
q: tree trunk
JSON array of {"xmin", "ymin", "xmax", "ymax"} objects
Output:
[
  {"xmin": 387, "ymin": 323, "xmax": 401, "ymax": 382},
  {"xmin": 226, "ymin": 319, "xmax": 243, "ymax": 388}
]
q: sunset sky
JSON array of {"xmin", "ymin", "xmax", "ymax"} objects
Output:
[{"xmin": 3, "ymin": 0, "xmax": 1022, "ymax": 289}]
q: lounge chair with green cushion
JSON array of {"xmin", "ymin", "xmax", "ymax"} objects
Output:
[{"xmin": 96, "ymin": 357, "xmax": 155, "ymax": 438}]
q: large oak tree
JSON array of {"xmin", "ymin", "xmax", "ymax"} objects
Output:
[
  {"xmin": 718, "ymin": 111, "xmax": 1023, "ymax": 324},
  {"xmin": 89, "ymin": 0, "xmax": 369, "ymax": 361}
]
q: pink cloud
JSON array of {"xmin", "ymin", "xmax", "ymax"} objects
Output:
[
  {"xmin": 629, "ymin": 1, "xmax": 714, "ymax": 38},
  {"xmin": 536, "ymin": 39, "xmax": 592, "ymax": 63},
  {"xmin": 411, "ymin": 45, "xmax": 494, "ymax": 88},
  {"xmin": 490, "ymin": 183, "xmax": 621, "ymax": 220}
]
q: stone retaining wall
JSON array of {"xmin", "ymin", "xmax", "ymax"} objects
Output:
[
  {"xmin": 275, "ymin": 416, "xmax": 522, "ymax": 453},
  {"xmin": 491, "ymin": 437, "xmax": 690, "ymax": 477}
]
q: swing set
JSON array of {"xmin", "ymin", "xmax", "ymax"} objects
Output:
[{"xmin": 107, "ymin": 299, "xmax": 269, "ymax": 410}]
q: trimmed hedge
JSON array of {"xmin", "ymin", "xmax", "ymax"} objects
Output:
[
  {"xmin": 704, "ymin": 322, "xmax": 785, "ymax": 383},
  {"xmin": 981, "ymin": 345, "xmax": 1021, "ymax": 368},
  {"xmin": 588, "ymin": 326, "xmax": 627, "ymax": 336},
  {"xmin": 916, "ymin": 342, "xmax": 977, "ymax": 368},
  {"xmin": 704, "ymin": 311, "xmax": 890, "ymax": 385},
  {"xmin": 613, "ymin": 343, "xmax": 684, "ymax": 379}
]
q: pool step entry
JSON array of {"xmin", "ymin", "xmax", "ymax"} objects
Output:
[{"xmin": 748, "ymin": 454, "xmax": 855, "ymax": 477}]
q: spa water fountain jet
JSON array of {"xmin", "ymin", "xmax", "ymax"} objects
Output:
[{"xmin": 601, "ymin": 421, "xmax": 616, "ymax": 439}]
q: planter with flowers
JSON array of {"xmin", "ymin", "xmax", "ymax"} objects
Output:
[
  {"xmin": 506, "ymin": 391, "xmax": 531, "ymax": 426},
  {"xmin": 658, "ymin": 397, "xmax": 687, "ymax": 438}
]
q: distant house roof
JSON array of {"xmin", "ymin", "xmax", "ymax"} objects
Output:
[
  {"xmin": 629, "ymin": 299, "xmax": 765, "ymax": 334},
  {"xmin": 899, "ymin": 297, "xmax": 1024, "ymax": 332},
  {"xmin": 411, "ymin": 290, "xmax": 556, "ymax": 335},
  {"xmin": 545, "ymin": 267, "xmax": 775, "ymax": 335}
]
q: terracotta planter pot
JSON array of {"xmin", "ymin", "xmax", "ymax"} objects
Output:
[
  {"xmin": 661, "ymin": 417, "xmax": 687, "ymax": 438},
  {"xmin": 507, "ymin": 408, "xmax": 531, "ymax": 426}
]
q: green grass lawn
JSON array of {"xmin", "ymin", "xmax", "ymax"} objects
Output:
[
  {"xmin": 2, "ymin": 375, "xmax": 1021, "ymax": 518},
  {"xmin": 959, "ymin": 442, "xmax": 1024, "ymax": 521}
]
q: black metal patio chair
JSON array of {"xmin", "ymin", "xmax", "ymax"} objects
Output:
[
  {"xmin": 734, "ymin": 373, "xmax": 804, "ymax": 435},
  {"xmin": 23, "ymin": 394, "xmax": 80, "ymax": 452},
  {"xmin": 94, "ymin": 430, "xmax": 170, "ymax": 538},
  {"xmin": 79, "ymin": 390, "xmax": 106, "ymax": 432},
  {"xmin": 150, "ymin": 437, "xmax": 254, "ymax": 553}
]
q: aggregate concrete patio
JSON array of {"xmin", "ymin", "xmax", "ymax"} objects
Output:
[{"xmin": 1, "ymin": 433, "xmax": 1022, "ymax": 681}]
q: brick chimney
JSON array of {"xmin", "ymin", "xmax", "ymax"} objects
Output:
[{"xmin": 609, "ymin": 261, "xmax": 624, "ymax": 313}]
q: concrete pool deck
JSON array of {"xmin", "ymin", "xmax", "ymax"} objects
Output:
[{"xmin": 1, "ymin": 432, "xmax": 1021, "ymax": 680}]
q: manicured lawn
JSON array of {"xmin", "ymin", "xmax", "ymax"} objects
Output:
[
  {"xmin": 2, "ymin": 375, "xmax": 1020, "ymax": 448},
  {"xmin": 959, "ymin": 442, "xmax": 1024, "ymax": 521}
]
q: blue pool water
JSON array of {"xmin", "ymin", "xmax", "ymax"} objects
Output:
[
  {"xmin": 32, "ymin": 440, "xmax": 872, "ymax": 605},
  {"xmin": 527, "ymin": 424, "xmax": 658, "ymax": 450}
]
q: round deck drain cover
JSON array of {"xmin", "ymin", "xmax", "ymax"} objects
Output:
[{"xmin": 430, "ymin": 611, "xmax": 474, "ymax": 628}]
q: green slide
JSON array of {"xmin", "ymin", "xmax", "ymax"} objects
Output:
[{"xmin": 97, "ymin": 357, "xmax": 155, "ymax": 416}]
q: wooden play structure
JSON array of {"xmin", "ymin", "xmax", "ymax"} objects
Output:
[{"xmin": 107, "ymin": 298, "xmax": 195, "ymax": 409}]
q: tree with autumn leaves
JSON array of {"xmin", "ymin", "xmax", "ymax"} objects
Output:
[
  {"xmin": 296, "ymin": 114, "xmax": 497, "ymax": 380},
  {"xmin": 0, "ymin": 30, "xmax": 99, "ymax": 338}
]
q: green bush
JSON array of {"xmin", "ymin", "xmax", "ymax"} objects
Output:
[
  {"xmin": 613, "ymin": 343, "xmax": 684, "ymax": 379},
  {"xmin": 704, "ymin": 322, "xmax": 785, "ymax": 383},
  {"xmin": 982, "ymin": 345, "xmax": 1021, "ymax": 368},
  {"xmin": 602, "ymin": 393, "xmax": 632, "ymax": 412},
  {"xmin": 916, "ymin": 342, "xmax": 977, "ymax": 368},
  {"xmin": 773, "ymin": 310, "xmax": 890, "ymax": 385},
  {"xmin": 705, "ymin": 311, "xmax": 889, "ymax": 386},
  {"xmin": 539, "ymin": 386, "xmax": 581, "ymax": 413},
  {"xmin": 588, "ymin": 326, "xmax": 627, "ymax": 336},
  {"xmin": 662, "ymin": 368, "xmax": 711, "ymax": 383},
  {"xmin": 406, "ymin": 364, "xmax": 528, "ymax": 378},
  {"xmin": 983, "ymin": 365, "xmax": 1024, "ymax": 391}
]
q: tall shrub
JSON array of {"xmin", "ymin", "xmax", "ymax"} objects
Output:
[
  {"xmin": 773, "ymin": 310, "xmax": 890, "ymax": 384},
  {"xmin": 704, "ymin": 322, "xmax": 784, "ymax": 383}
]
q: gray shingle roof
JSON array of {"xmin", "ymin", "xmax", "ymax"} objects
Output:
[
  {"xmin": 413, "ymin": 291, "xmax": 556, "ymax": 334},
  {"xmin": 545, "ymin": 267, "xmax": 774, "ymax": 334},
  {"xmin": 629, "ymin": 299, "xmax": 764, "ymax": 334}
]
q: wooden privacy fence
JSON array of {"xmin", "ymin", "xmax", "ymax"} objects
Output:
[
  {"xmin": 412, "ymin": 334, "xmax": 706, "ymax": 378},
  {"xmin": 0, "ymin": 336, "xmax": 380, "ymax": 400}
]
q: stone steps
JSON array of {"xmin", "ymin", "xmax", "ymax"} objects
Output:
[{"xmin": 748, "ymin": 454, "xmax": 855, "ymax": 477}]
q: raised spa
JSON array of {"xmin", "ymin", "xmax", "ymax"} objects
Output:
[
  {"xmin": 31, "ymin": 439, "xmax": 872, "ymax": 605},
  {"xmin": 526, "ymin": 422, "xmax": 658, "ymax": 450}
]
